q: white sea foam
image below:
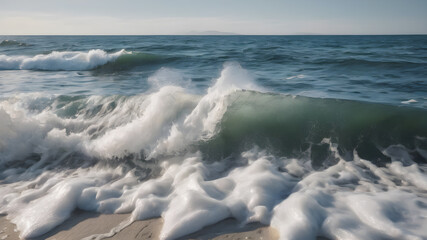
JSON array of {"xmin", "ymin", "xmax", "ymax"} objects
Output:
[
  {"xmin": 286, "ymin": 74, "xmax": 305, "ymax": 80},
  {"xmin": 402, "ymin": 99, "xmax": 418, "ymax": 104},
  {"xmin": 2, "ymin": 146, "xmax": 427, "ymax": 239},
  {"xmin": 0, "ymin": 64, "xmax": 427, "ymax": 240},
  {"xmin": 0, "ymin": 49, "xmax": 127, "ymax": 70},
  {"xmin": 0, "ymin": 63, "xmax": 258, "ymax": 162},
  {"xmin": 90, "ymin": 62, "xmax": 260, "ymax": 159}
]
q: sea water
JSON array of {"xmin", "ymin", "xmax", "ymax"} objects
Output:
[{"xmin": 0, "ymin": 35, "xmax": 426, "ymax": 240}]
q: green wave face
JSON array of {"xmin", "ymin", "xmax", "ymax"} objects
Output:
[{"xmin": 201, "ymin": 91, "xmax": 427, "ymax": 165}]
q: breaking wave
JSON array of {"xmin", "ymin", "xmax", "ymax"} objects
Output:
[
  {"xmin": 0, "ymin": 63, "xmax": 427, "ymax": 240},
  {"xmin": 0, "ymin": 40, "xmax": 29, "ymax": 47},
  {"xmin": 0, "ymin": 49, "xmax": 169, "ymax": 71}
]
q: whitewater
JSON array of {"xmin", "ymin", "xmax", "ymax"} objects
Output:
[
  {"xmin": 0, "ymin": 35, "xmax": 427, "ymax": 240},
  {"xmin": 0, "ymin": 49, "xmax": 127, "ymax": 70}
]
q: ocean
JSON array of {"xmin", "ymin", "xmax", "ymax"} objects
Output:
[{"xmin": 0, "ymin": 35, "xmax": 426, "ymax": 239}]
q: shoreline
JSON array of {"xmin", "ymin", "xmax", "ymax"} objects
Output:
[{"xmin": 0, "ymin": 211, "xmax": 278, "ymax": 240}]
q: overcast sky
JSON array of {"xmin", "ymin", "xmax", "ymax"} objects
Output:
[{"xmin": 1, "ymin": 0, "xmax": 426, "ymax": 35}]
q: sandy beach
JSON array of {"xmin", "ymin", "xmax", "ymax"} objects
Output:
[{"xmin": 0, "ymin": 211, "xmax": 278, "ymax": 240}]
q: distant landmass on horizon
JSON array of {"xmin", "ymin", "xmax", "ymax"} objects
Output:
[{"xmin": 183, "ymin": 30, "xmax": 240, "ymax": 35}]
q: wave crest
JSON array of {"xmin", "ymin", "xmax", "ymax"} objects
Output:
[
  {"xmin": 0, "ymin": 40, "xmax": 28, "ymax": 47},
  {"xmin": 0, "ymin": 49, "xmax": 130, "ymax": 71}
]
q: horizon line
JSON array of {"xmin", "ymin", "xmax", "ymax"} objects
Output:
[{"xmin": 1, "ymin": 33, "xmax": 427, "ymax": 36}]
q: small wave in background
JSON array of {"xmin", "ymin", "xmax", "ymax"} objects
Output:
[
  {"xmin": 0, "ymin": 49, "xmax": 172, "ymax": 71},
  {"xmin": 0, "ymin": 40, "xmax": 29, "ymax": 47}
]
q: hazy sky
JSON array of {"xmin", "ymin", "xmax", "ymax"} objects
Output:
[{"xmin": 1, "ymin": 0, "xmax": 426, "ymax": 35}]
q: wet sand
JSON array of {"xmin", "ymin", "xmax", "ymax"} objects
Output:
[{"xmin": 0, "ymin": 211, "xmax": 278, "ymax": 240}]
